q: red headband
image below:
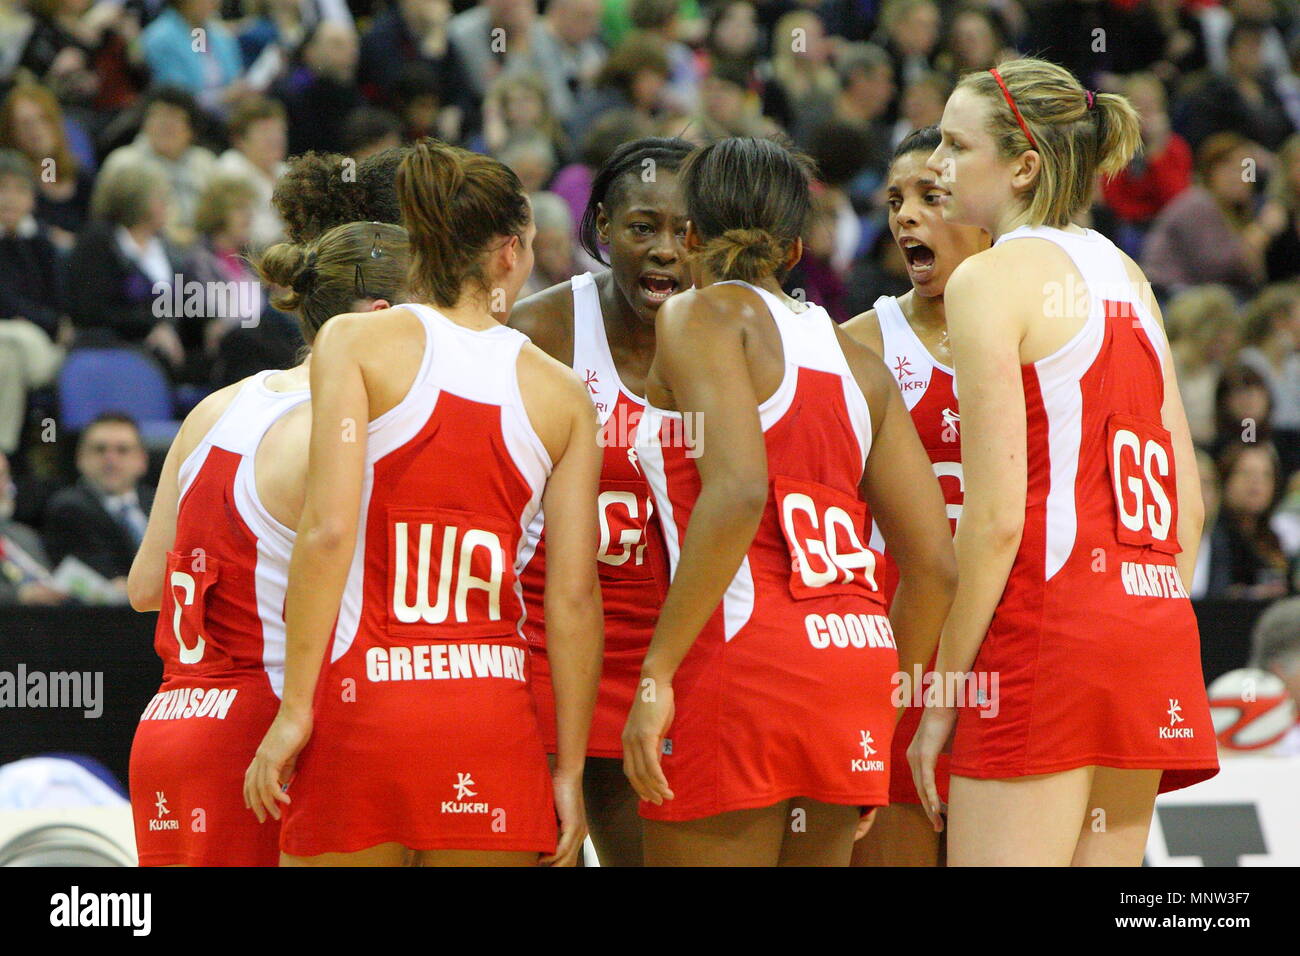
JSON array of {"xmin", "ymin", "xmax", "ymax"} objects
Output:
[{"xmin": 989, "ymin": 67, "xmax": 1037, "ymax": 150}]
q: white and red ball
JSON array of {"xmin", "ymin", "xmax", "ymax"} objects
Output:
[{"xmin": 1207, "ymin": 668, "xmax": 1298, "ymax": 753}]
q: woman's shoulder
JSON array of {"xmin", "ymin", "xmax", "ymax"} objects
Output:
[
  {"xmin": 657, "ymin": 282, "xmax": 773, "ymax": 335},
  {"xmin": 173, "ymin": 376, "xmax": 259, "ymax": 460}
]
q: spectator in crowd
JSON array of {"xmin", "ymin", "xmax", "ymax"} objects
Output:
[
  {"xmin": 566, "ymin": 32, "xmax": 671, "ymax": 142},
  {"xmin": 1142, "ymin": 132, "xmax": 1268, "ymax": 297},
  {"xmin": 496, "ymin": 131, "xmax": 556, "ymax": 193},
  {"xmin": 1262, "ymin": 132, "xmax": 1300, "ymax": 282},
  {"xmin": 549, "ymin": 108, "xmax": 653, "ymax": 252},
  {"xmin": 340, "ymin": 106, "xmax": 403, "ymax": 160},
  {"xmin": 0, "ymin": 150, "xmax": 66, "ymax": 456},
  {"xmin": 139, "ymin": 0, "xmax": 246, "ymax": 118},
  {"xmin": 1173, "ymin": 20, "xmax": 1295, "ymax": 152},
  {"xmin": 19, "ymin": 0, "xmax": 139, "ymax": 108},
  {"xmin": 0, "ymin": 82, "xmax": 96, "ymax": 248},
  {"xmin": 43, "ymin": 413, "xmax": 153, "ymax": 591},
  {"xmin": 1214, "ymin": 362, "xmax": 1275, "ymax": 455},
  {"xmin": 1141, "ymin": 0, "xmax": 1209, "ymax": 86},
  {"xmin": 1201, "ymin": 0, "xmax": 1291, "ymax": 80},
  {"xmin": 215, "ymin": 95, "xmax": 287, "ymax": 249},
  {"xmin": 693, "ymin": 60, "xmax": 776, "ymax": 139},
  {"xmin": 390, "ymin": 62, "xmax": 442, "ymax": 141},
  {"xmin": 630, "ymin": 0, "xmax": 700, "ymax": 114},
  {"xmin": 447, "ymin": 0, "xmax": 550, "ymax": 99},
  {"xmin": 829, "ymin": 46, "xmax": 895, "ymax": 209},
  {"xmin": 17, "ymin": 0, "xmax": 139, "ymax": 112},
  {"xmin": 602, "ymin": 0, "xmax": 703, "ymax": 49},
  {"xmin": 275, "ymin": 19, "xmax": 365, "ymax": 156},
  {"xmin": 1100, "ymin": 72, "xmax": 1193, "ymax": 254},
  {"xmin": 98, "ymin": 87, "xmax": 217, "ymax": 243},
  {"xmin": 185, "ymin": 172, "xmax": 262, "ymax": 374},
  {"xmin": 1249, "ymin": 595, "xmax": 1300, "ymax": 752},
  {"xmin": 874, "ymin": 0, "xmax": 940, "ymax": 98},
  {"xmin": 761, "ymin": 9, "xmax": 839, "ymax": 145},
  {"xmin": 1024, "ymin": 0, "xmax": 1142, "ymax": 84},
  {"xmin": 0, "ymin": 4, "xmax": 33, "ymax": 80},
  {"xmin": 19, "ymin": 0, "xmax": 97, "ymax": 105},
  {"xmin": 236, "ymin": 0, "xmax": 354, "ymax": 73},
  {"xmin": 796, "ymin": 182, "xmax": 850, "ymax": 322},
  {"xmin": 834, "ymin": 43, "xmax": 896, "ymax": 144},
  {"xmin": 1205, "ymin": 442, "xmax": 1291, "ymax": 599},
  {"xmin": 479, "ymin": 72, "xmax": 571, "ymax": 163},
  {"xmin": 236, "ymin": 0, "xmax": 309, "ymax": 68},
  {"xmin": 1238, "ymin": 283, "xmax": 1300, "ymax": 468},
  {"xmin": 1165, "ymin": 284, "xmax": 1241, "ymax": 447},
  {"xmin": 519, "ymin": 190, "xmax": 578, "ymax": 297},
  {"xmin": 697, "ymin": 0, "xmax": 761, "ymax": 81},
  {"xmin": 196, "ymin": 175, "xmax": 301, "ymax": 386},
  {"xmin": 532, "ymin": 0, "xmax": 606, "ymax": 123},
  {"xmin": 0, "ymin": 450, "xmax": 65, "ymax": 606},
  {"xmin": 807, "ymin": 119, "xmax": 868, "ymax": 273},
  {"xmin": 890, "ymin": 69, "xmax": 947, "ymax": 149},
  {"xmin": 359, "ymin": 0, "xmax": 476, "ymax": 139},
  {"xmin": 936, "ymin": 3, "xmax": 1011, "ymax": 77},
  {"xmin": 65, "ymin": 155, "xmax": 187, "ymax": 372}
]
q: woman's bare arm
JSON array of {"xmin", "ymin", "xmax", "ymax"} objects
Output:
[
  {"xmin": 245, "ymin": 313, "xmax": 376, "ymax": 821},
  {"xmin": 623, "ymin": 288, "xmax": 770, "ymax": 803},
  {"xmin": 127, "ymin": 380, "xmax": 247, "ymax": 611},
  {"xmin": 848, "ymin": 342, "xmax": 957, "ymax": 690}
]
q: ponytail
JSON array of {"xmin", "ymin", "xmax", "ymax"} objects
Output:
[{"xmin": 396, "ymin": 138, "xmax": 530, "ymax": 307}]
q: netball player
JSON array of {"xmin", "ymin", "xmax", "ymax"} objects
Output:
[
  {"xmin": 126, "ymin": 221, "xmax": 410, "ymax": 866},
  {"xmin": 244, "ymin": 140, "xmax": 604, "ymax": 867},
  {"xmin": 842, "ymin": 125, "xmax": 989, "ymax": 867},
  {"xmin": 272, "ymin": 147, "xmax": 406, "ymax": 244},
  {"xmin": 509, "ymin": 137, "xmax": 691, "ymax": 867},
  {"xmin": 910, "ymin": 59, "xmax": 1219, "ymax": 866},
  {"xmin": 623, "ymin": 137, "xmax": 957, "ymax": 866}
]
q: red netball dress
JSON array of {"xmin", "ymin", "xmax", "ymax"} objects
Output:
[
  {"xmin": 950, "ymin": 226, "xmax": 1219, "ymax": 793},
  {"xmin": 129, "ymin": 371, "xmax": 309, "ymax": 866},
  {"xmin": 636, "ymin": 281, "xmax": 897, "ymax": 822},
  {"xmin": 280, "ymin": 304, "xmax": 559, "ymax": 856},
  {"xmin": 520, "ymin": 272, "xmax": 669, "ymax": 757},
  {"xmin": 864, "ymin": 294, "xmax": 962, "ymax": 806}
]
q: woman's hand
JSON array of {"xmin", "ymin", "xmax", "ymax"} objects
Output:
[
  {"xmin": 243, "ymin": 708, "xmax": 312, "ymax": 823},
  {"xmin": 539, "ymin": 769, "xmax": 587, "ymax": 866},
  {"xmin": 908, "ymin": 704, "xmax": 957, "ymax": 833},
  {"xmin": 622, "ymin": 677, "xmax": 675, "ymax": 805}
]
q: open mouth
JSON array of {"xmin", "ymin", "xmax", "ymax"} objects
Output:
[
  {"xmin": 638, "ymin": 272, "xmax": 680, "ymax": 303},
  {"xmin": 899, "ymin": 237, "xmax": 936, "ymax": 280}
]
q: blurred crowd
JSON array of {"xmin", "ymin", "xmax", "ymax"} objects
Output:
[{"xmin": 0, "ymin": 0, "xmax": 1297, "ymax": 608}]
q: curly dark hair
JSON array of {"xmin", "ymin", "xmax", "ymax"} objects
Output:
[{"xmin": 272, "ymin": 146, "xmax": 408, "ymax": 244}]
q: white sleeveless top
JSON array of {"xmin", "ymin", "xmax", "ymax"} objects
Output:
[
  {"xmin": 569, "ymin": 271, "xmax": 644, "ymax": 422},
  {"xmin": 177, "ymin": 369, "xmax": 310, "ymax": 696},
  {"xmin": 329, "ymin": 302, "xmax": 552, "ymax": 661}
]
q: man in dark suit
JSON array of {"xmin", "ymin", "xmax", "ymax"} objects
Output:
[
  {"xmin": 0, "ymin": 451, "xmax": 66, "ymax": 605},
  {"xmin": 43, "ymin": 413, "xmax": 154, "ymax": 594}
]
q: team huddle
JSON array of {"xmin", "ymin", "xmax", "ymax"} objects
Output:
[{"xmin": 124, "ymin": 57, "xmax": 1220, "ymax": 868}]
